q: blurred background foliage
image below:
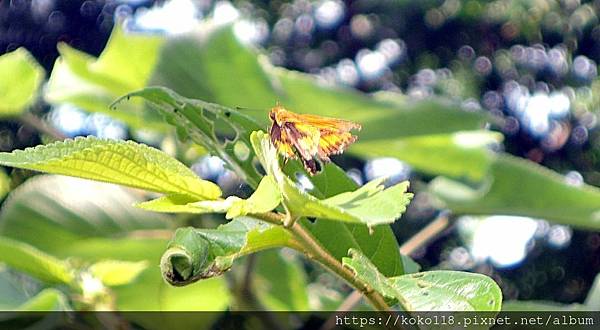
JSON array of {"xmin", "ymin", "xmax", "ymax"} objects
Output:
[{"xmin": 1, "ymin": 0, "xmax": 600, "ymax": 320}]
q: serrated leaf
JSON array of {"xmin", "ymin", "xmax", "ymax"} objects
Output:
[
  {"xmin": 251, "ymin": 131, "xmax": 413, "ymax": 227},
  {"xmin": 0, "ymin": 48, "xmax": 44, "ymax": 116},
  {"xmin": 113, "ymin": 87, "xmax": 264, "ymax": 189},
  {"xmin": 343, "ymin": 249, "xmax": 502, "ymax": 311},
  {"xmin": 89, "ymin": 260, "xmax": 148, "ymax": 286},
  {"xmin": 135, "ymin": 175, "xmax": 281, "ymax": 219},
  {"xmin": 160, "ymin": 218, "xmax": 293, "ymax": 286},
  {"xmin": 430, "ymin": 154, "xmax": 600, "ymax": 230},
  {"xmin": 0, "ymin": 236, "xmax": 73, "ymax": 285},
  {"xmin": 0, "ymin": 136, "xmax": 221, "ymax": 200}
]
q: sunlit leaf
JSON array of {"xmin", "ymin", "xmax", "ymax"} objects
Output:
[
  {"xmin": 0, "ymin": 48, "xmax": 44, "ymax": 116},
  {"xmin": 45, "ymin": 26, "xmax": 165, "ymax": 130},
  {"xmin": 135, "ymin": 175, "xmax": 281, "ymax": 219},
  {"xmin": 0, "ymin": 137, "xmax": 221, "ymax": 200},
  {"xmin": 226, "ymin": 175, "xmax": 281, "ymax": 219},
  {"xmin": 89, "ymin": 260, "xmax": 148, "ymax": 286}
]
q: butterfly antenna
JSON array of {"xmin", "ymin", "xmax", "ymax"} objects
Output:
[{"xmin": 234, "ymin": 106, "xmax": 266, "ymax": 112}]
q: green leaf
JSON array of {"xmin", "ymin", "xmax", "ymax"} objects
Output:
[
  {"xmin": 89, "ymin": 260, "xmax": 148, "ymax": 286},
  {"xmin": 151, "ymin": 25, "xmax": 492, "ymax": 180},
  {"xmin": 0, "ymin": 175, "xmax": 170, "ymax": 255},
  {"xmin": 17, "ymin": 288, "xmax": 70, "ymax": 311},
  {"xmin": 0, "ymin": 48, "xmax": 44, "ymax": 116},
  {"xmin": 390, "ymin": 272, "xmax": 502, "ymax": 311},
  {"xmin": 122, "ymin": 83, "xmax": 409, "ymax": 276},
  {"xmin": 45, "ymin": 26, "xmax": 165, "ymax": 130},
  {"xmin": 254, "ymin": 250, "xmax": 309, "ymax": 311},
  {"xmin": 343, "ymin": 249, "xmax": 502, "ymax": 311},
  {"xmin": 160, "ymin": 218, "xmax": 293, "ymax": 286},
  {"xmin": 136, "ymin": 194, "xmax": 237, "ymax": 214},
  {"xmin": 251, "ymin": 130, "xmax": 413, "ymax": 227},
  {"xmin": 430, "ymin": 154, "xmax": 600, "ymax": 230},
  {"xmin": 151, "ymin": 25, "xmax": 276, "ymax": 112},
  {"xmin": 0, "ymin": 236, "xmax": 73, "ymax": 285},
  {"xmin": 0, "ymin": 175, "xmax": 229, "ymax": 312},
  {"xmin": 114, "ymin": 86, "xmax": 264, "ymax": 189},
  {"xmin": 135, "ymin": 175, "xmax": 281, "ymax": 219},
  {"xmin": 226, "ymin": 175, "xmax": 282, "ymax": 219},
  {"xmin": 0, "ymin": 137, "xmax": 221, "ymax": 200},
  {"xmin": 350, "ymin": 131, "xmax": 502, "ymax": 181},
  {"xmin": 115, "ymin": 269, "xmax": 229, "ymax": 313}
]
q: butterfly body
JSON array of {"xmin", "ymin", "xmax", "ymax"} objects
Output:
[{"xmin": 268, "ymin": 105, "xmax": 361, "ymax": 175}]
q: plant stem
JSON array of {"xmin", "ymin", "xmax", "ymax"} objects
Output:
[
  {"xmin": 250, "ymin": 211, "xmax": 391, "ymax": 311},
  {"xmin": 325, "ymin": 213, "xmax": 452, "ymax": 316},
  {"xmin": 20, "ymin": 112, "xmax": 66, "ymax": 141},
  {"xmin": 399, "ymin": 213, "xmax": 450, "ymax": 256},
  {"xmin": 288, "ymin": 221, "xmax": 391, "ymax": 311}
]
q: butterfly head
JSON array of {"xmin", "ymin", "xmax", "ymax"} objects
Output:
[{"xmin": 269, "ymin": 103, "xmax": 286, "ymax": 125}]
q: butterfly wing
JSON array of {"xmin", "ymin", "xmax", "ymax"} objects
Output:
[
  {"xmin": 269, "ymin": 106, "xmax": 360, "ymax": 175},
  {"xmin": 270, "ymin": 121, "xmax": 296, "ymax": 159},
  {"xmin": 317, "ymin": 129, "xmax": 358, "ymax": 162}
]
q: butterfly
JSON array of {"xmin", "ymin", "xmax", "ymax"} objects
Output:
[{"xmin": 269, "ymin": 104, "xmax": 361, "ymax": 175}]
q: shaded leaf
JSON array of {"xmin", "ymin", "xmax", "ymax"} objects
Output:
[
  {"xmin": 0, "ymin": 48, "xmax": 44, "ymax": 116},
  {"xmin": 430, "ymin": 154, "xmax": 600, "ymax": 230},
  {"xmin": 17, "ymin": 288, "xmax": 70, "ymax": 311},
  {"xmin": 254, "ymin": 250, "xmax": 310, "ymax": 311},
  {"xmin": 45, "ymin": 26, "xmax": 165, "ymax": 129},
  {"xmin": 350, "ymin": 131, "xmax": 502, "ymax": 181},
  {"xmin": 0, "ymin": 137, "xmax": 221, "ymax": 200},
  {"xmin": 0, "ymin": 175, "xmax": 170, "ymax": 254},
  {"xmin": 0, "ymin": 236, "xmax": 73, "ymax": 285},
  {"xmin": 160, "ymin": 218, "xmax": 293, "ymax": 286}
]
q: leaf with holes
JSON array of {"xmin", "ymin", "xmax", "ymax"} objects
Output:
[
  {"xmin": 0, "ymin": 136, "xmax": 221, "ymax": 200},
  {"xmin": 342, "ymin": 249, "xmax": 502, "ymax": 311},
  {"xmin": 112, "ymin": 87, "xmax": 264, "ymax": 189}
]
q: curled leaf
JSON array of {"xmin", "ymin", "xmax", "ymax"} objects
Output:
[{"xmin": 160, "ymin": 218, "xmax": 293, "ymax": 286}]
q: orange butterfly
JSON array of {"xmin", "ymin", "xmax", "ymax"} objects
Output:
[{"xmin": 269, "ymin": 104, "xmax": 361, "ymax": 175}]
